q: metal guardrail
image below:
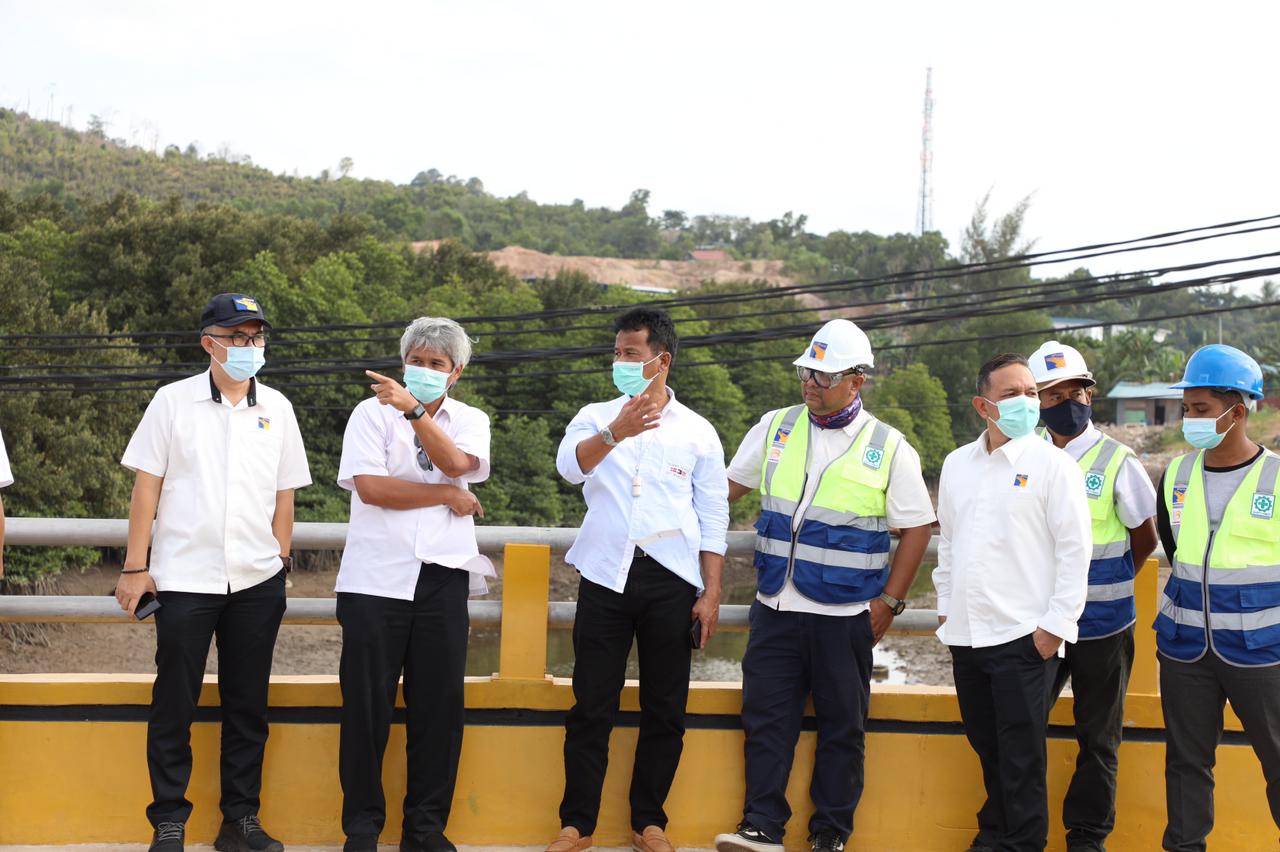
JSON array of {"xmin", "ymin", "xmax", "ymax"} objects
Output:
[{"xmin": 0, "ymin": 517, "xmax": 950, "ymax": 635}]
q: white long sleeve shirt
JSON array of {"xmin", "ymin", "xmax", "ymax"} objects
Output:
[
  {"xmin": 933, "ymin": 430, "xmax": 1091, "ymax": 647},
  {"xmin": 556, "ymin": 389, "xmax": 729, "ymax": 594}
]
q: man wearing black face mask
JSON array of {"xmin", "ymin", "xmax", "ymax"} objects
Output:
[{"xmin": 1029, "ymin": 340, "xmax": 1158, "ymax": 852}]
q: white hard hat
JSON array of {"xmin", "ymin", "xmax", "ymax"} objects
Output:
[
  {"xmin": 793, "ymin": 319, "xmax": 874, "ymax": 371},
  {"xmin": 1029, "ymin": 340, "xmax": 1095, "ymax": 390}
]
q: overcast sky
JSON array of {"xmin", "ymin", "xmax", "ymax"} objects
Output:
[{"xmin": 2, "ymin": 1, "xmax": 1277, "ymax": 288}]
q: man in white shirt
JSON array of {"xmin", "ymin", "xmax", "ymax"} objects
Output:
[
  {"xmin": 114, "ymin": 293, "xmax": 312, "ymax": 852},
  {"xmin": 714, "ymin": 320, "xmax": 935, "ymax": 852},
  {"xmin": 934, "ymin": 352, "xmax": 1091, "ymax": 852},
  {"xmin": 335, "ymin": 317, "xmax": 491, "ymax": 852},
  {"xmin": 1029, "ymin": 340, "xmax": 1157, "ymax": 852},
  {"xmin": 0, "ymin": 423, "xmax": 11, "ymax": 579},
  {"xmin": 546, "ymin": 307, "xmax": 730, "ymax": 852}
]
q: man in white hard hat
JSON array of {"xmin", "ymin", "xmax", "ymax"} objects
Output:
[
  {"xmin": 714, "ymin": 319, "xmax": 936, "ymax": 852},
  {"xmin": 1029, "ymin": 340, "xmax": 1157, "ymax": 852}
]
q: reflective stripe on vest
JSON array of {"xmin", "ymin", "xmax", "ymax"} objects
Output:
[
  {"xmin": 753, "ymin": 405, "xmax": 897, "ymax": 605},
  {"xmin": 1155, "ymin": 450, "xmax": 1280, "ymax": 666}
]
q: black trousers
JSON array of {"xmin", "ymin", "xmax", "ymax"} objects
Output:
[
  {"xmin": 739, "ymin": 602, "xmax": 874, "ymax": 843},
  {"xmin": 147, "ymin": 571, "xmax": 287, "ymax": 826},
  {"xmin": 951, "ymin": 634, "xmax": 1060, "ymax": 852},
  {"xmin": 1160, "ymin": 652, "xmax": 1280, "ymax": 852},
  {"xmin": 1047, "ymin": 627, "xmax": 1134, "ymax": 851},
  {"xmin": 337, "ymin": 563, "xmax": 470, "ymax": 843},
  {"xmin": 559, "ymin": 556, "xmax": 697, "ymax": 836}
]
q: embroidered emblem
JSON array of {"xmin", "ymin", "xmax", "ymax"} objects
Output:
[
  {"xmin": 233, "ymin": 297, "xmax": 260, "ymax": 312},
  {"xmin": 257, "ymin": 416, "xmax": 270, "ymax": 430},
  {"xmin": 1013, "ymin": 473, "xmax": 1029, "ymax": 488}
]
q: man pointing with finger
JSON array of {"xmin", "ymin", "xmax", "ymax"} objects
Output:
[
  {"xmin": 547, "ymin": 306, "xmax": 730, "ymax": 852},
  {"xmin": 336, "ymin": 316, "xmax": 493, "ymax": 852}
]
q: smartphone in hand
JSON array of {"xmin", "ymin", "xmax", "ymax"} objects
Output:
[
  {"xmin": 134, "ymin": 591, "xmax": 161, "ymax": 621},
  {"xmin": 689, "ymin": 617, "xmax": 703, "ymax": 650}
]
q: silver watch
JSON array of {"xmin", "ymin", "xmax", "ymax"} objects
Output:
[{"xmin": 600, "ymin": 426, "xmax": 618, "ymax": 446}]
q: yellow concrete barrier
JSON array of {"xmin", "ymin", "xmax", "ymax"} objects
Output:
[{"xmin": 0, "ymin": 554, "xmax": 1269, "ymax": 850}]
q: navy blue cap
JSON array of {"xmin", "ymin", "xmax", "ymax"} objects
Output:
[{"xmin": 199, "ymin": 293, "xmax": 272, "ymax": 330}]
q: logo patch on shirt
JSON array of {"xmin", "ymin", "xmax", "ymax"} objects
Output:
[
  {"xmin": 863, "ymin": 446, "xmax": 884, "ymax": 470},
  {"xmin": 666, "ymin": 464, "xmax": 691, "ymax": 481},
  {"xmin": 257, "ymin": 416, "xmax": 270, "ymax": 430},
  {"xmin": 1171, "ymin": 485, "xmax": 1187, "ymax": 525},
  {"xmin": 1253, "ymin": 493, "xmax": 1276, "ymax": 520},
  {"xmin": 1084, "ymin": 471, "xmax": 1105, "ymax": 498},
  {"xmin": 767, "ymin": 425, "xmax": 792, "ymax": 463},
  {"xmin": 233, "ymin": 297, "xmax": 260, "ymax": 312},
  {"xmin": 809, "ymin": 341, "xmax": 828, "ymax": 361},
  {"xmin": 1013, "ymin": 473, "xmax": 1029, "ymax": 488},
  {"xmin": 1044, "ymin": 352, "xmax": 1066, "ymax": 370}
]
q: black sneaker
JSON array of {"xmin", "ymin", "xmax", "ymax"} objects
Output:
[
  {"xmin": 401, "ymin": 834, "xmax": 456, "ymax": 852},
  {"xmin": 149, "ymin": 822, "xmax": 185, "ymax": 852},
  {"xmin": 345, "ymin": 834, "xmax": 378, "ymax": 852},
  {"xmin": 214, "ymin": 814, "xmax": 284, "ymax": 852},
  {"xmin": 714, "ymin": 822, "xmax": 783, "ymax": 852},
  {"xmin": 810, "ymin": 832, "xmax": 845, "ymax": 852}
]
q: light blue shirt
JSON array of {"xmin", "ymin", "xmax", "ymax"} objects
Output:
[{"xmin": 556, "ymin": 389, "xmax": 730, "ymax": 594}]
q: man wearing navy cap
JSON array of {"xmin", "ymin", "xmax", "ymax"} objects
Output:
[{"xmin": 115, "ymin": 293, "xmax": 311, "ymax": 852}]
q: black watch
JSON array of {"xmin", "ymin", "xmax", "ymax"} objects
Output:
[
  {"xmin": 878, "ymin": 592, "xmax": 906, "ymax": 616},
  {"xmin": 404, "ymin": 403, "xmax": 427, "ymax": 421}
]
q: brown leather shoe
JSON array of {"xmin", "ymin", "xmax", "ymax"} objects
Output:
[
  {"xmin": 633, "ymin": 825, "xmax": 675, "ymax": 852},
  {"xmin": 547, "ymin": 826, "xmax": 593, "ymax": 852}
]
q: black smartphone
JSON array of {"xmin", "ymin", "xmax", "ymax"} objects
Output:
[
  {"xmin": 134, "ymin": 591, "xmax": 161, "ymax": 620},
  {"xmin": 689, "ymin": 617, "xmax": 703, "ymax": 650}
]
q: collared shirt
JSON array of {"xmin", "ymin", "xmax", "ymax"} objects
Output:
[
  {"xmin": 0, "ymin": 425, "xmax": 12, "ymax": 488},
  {"xmin": 120, "ymin": 371, "xmax": 312, "ymax": 594},
  {"xmin": 336, "ymin": 394, "xmax": 493, "ymax": 600},
  {"xmin": 557, "ymin": 389, "xmax": 729, "ymax": 593},
  {"xmin": 1049, "ymin": 423, "xmax": 1156, "ymax": 529},
  {"xmin": 727, "ymin": 406, "xmax": 937, "ymax": 616},
  {"xmin": 934, "ymin": 430, "xmax": 1091, "ymax": 647}
]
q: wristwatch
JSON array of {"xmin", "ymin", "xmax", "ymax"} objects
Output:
[
  {"xmin": 600, "ymin": 426, "xmax": 618, "ymax": 446},
  {"xmin": 404, "ymin": 403, "xmax": 427, "ymax": 421},
  {"xmin": 878, "ymin": 592, "xmax": 906, "ymax": 616}
]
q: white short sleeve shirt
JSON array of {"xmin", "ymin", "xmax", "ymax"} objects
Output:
[
  {"xmin": 728, "ymin": 406, "xmax": 938, "ymax": 616},
  {"xmin": 0, "ymin": 425, "xmax": 12, "ymax": 488},
  {"xmin": 120, "ymin": 372, "xmax": 313, "ymax": 594},
  {"xmin": 336, "ymin": 395, "xmax": 495, "ymax": 600}
]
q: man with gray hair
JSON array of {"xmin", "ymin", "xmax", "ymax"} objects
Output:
[{"xmin": 335, "ymin": 317, "xmax": 493, "ymax": 852}]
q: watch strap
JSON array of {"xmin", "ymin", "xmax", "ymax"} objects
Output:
[
  {"xmin": 404, "ymin": 403, "xmax": 427, "ymax": 421},
  {"xmin": 601, "ymin": 426, "xmax": 618, "ymax": 446},
  {"xmin": 878, "ymin": 592, "xmax": 906, "ymax": 615}
]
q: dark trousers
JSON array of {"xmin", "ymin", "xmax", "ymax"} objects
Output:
[
  {"xmin": 559, "ymin": 556, "xmax": 697, "ymax": 836},
  {"xmin": 739, "ymin": 602, "xmax": 874, "ymax": 843},
  {"xmin": 147, "ymin": 571, "xmax": 287, "ymax": 826},
  {"xmin": 1047, "ymin": 627, "xmax": 1134, "ymax": 851},
  {"xmin": 337, "ymin": 563, "xmax": 470, "ymax": 843},
  {"xmin": 951, "ymin": 634, "xmax": 1060, "ymax": 852},
  {"xmin": 1160, "ymin": 652, "xmax": 1280, "ymax": 852}
]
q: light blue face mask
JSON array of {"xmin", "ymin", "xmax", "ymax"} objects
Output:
[
  {"xmin": 612, "ymin": 354, "xmax": 662, "ymax": 397},
  {"xmin": 404, "ymin": 365, "xmax": 452, "ymax": 404},
  {"xmin": 983, "ymin": 395, "xmax": 1041, "ymax": 440},
  {"xmin": 1182, "ymin": 408, "xmax": 1236, "ymax": 449},
  {"xmin": 214, "ymin": 341, "xmax": 266, "ymax": 381}
]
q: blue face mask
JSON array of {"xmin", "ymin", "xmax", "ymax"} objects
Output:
[
  {"xmin": 1182, "ymin": 408, "xmax": 1236, "ymax": 449},
  {"xmin": 983, "ymin": 395, "xmax": 1041, "ymax": 440},
  {"xmin": 612, "ymin": 354, "xmax": 662, "ymax": 397},
  {"xmin": 214, "ymin": 341, "xmax": 265, "ymax": 381},
  {"xmin": 404, "ymin": 365, "xmax": 452, "ymax": 404}
]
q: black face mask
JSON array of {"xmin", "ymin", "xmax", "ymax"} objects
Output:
[{"xmin": 1041, "ymin": 398, "xmax": 1092, "ymax": 437}]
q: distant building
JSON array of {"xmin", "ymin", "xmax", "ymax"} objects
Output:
[
  {"xmin": 1050, "ymin": 316, "xmax": 1171, "ymax": 343},
  {"xmin": 1107, "ymin": 381, "xmax": 1183, "ymax": 426},
  {"xmin": 688, "ymin": 249, "xmax": 730, "ymax": 262}
]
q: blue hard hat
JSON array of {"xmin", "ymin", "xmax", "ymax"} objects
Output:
[{"xmin": 1170, "ymin": 344, "xmax": 1265, "ymax": 400}]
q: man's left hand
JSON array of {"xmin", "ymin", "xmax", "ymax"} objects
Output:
[
  {"xmin": 366, "ymin": 370, "xmax": 418, "ymax": 413},
  {"xmin": 691, "ymin": 590, "xmax": 720, "ymax": 647},
  {"xmin": 869, "ymin": 597, "xmax": 895, "ymax": 645}
]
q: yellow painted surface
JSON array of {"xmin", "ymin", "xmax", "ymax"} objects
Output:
[{"xmin": 0, "ymin": 551, "xmax": 1268, "ymax": 848}]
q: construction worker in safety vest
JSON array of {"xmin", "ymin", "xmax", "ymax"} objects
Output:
[
  {"xmin": 1154, "ymin": 343, "xmax": 1280, "ymax": 851},
  {"xmin": 715, "ymin": 319, "xmax": 936, "ymax": 852},
  {"xmin": 1029, "ymin": 340, "xmax": 1158, "ymax": 852}
]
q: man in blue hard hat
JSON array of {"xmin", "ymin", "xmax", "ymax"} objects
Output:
[{"xmin": 1154, "ymin": 343, "xmax": 1280, "ymax": 851}]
